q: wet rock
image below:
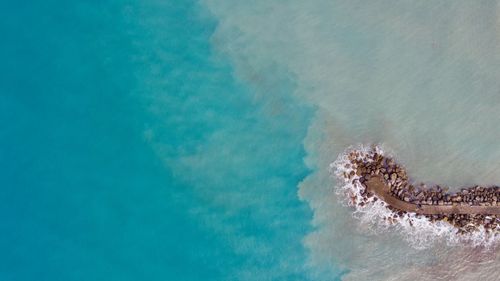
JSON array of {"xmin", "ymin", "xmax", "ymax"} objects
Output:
[
  {"xmin": 390, "ymin": 173, "xmax": 397, "ymax": 181},
  {"xmin": 343, "ymin": 147, "xmax": 500, "ymax": 235}
]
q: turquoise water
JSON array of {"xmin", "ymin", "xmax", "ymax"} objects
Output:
[
  {"xmin": 204, "ymin": 0, "xmax": 500, "ymax": 280},
  {"xmin": 0, "ymin": 1, "xmax": 332, "ymax": 280},
  {"xmin": 4, "ymin": 1, "xmax": 500, "ymax": 280}
]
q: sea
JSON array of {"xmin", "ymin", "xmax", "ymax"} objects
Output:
[{"xmin": 1, "ymin": 1, "xmax": 499, "ymax": 280}]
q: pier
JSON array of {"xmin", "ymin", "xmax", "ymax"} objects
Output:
[
  {"xmin": 341, "ymin": 148, "xmax": 500, "ymax": 233},
  {"xmin": 364, "ymin": 175, "xmax": 500, "ymax": 215}
]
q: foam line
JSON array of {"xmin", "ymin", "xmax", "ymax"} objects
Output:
[{"xmin": 331, "ymin": 145, "xmax": 500, "ymax": 249}]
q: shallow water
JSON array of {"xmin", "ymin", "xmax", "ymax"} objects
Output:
[
  {"xmin": 3, "ymin": 0, "xmax": 500, "ymax": 280},
  {"xmin": 2, "ymin": 1, "xmax": 317, "ymax": 280},
  {"xmin": 205, "ymin": 0, "xmax": 500, "ymax": 187},
  {"xmin": 204, "ymin": 0, "xmax": 500, "ymax": 280}
]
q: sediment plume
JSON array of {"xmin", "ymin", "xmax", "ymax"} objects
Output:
[{"xmin": 332, "ymin": 145, "xmax": 500, "ymax": 248}]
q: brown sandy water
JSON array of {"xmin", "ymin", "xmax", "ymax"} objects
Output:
[{"xmin": 204, "ymin": 0, "xmax": 500, "ymax": 279}]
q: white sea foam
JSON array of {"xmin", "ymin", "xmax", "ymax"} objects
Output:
[
  {"xmin": 203, "ymin": 0, "xmax": 500, "ymax": 278},
  {"xmin": 332, "ymin": 145, "xmax": 500, "ymax": 250}
]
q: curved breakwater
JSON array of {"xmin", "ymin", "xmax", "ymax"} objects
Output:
[
  {"xmin": 364, "ymin": 176, "xmax": 500, "ymax": 215},
  {"xmin": 332, "ymin": 145, "xmax": 500, "ymax": 248}
]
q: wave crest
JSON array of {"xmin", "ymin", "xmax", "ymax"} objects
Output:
[{"xmin": 332, "ymin": 144, "xmax": 500, "ymax": 249}]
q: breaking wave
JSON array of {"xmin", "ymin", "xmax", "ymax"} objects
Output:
[{"xmin": 332, "ymin": 144, "xmax": 500, "ymax": 249}]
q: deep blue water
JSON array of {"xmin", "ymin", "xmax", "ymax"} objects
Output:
[{"xmin": 0, "ymin": 1, "xmax": 323, "ymax": 280}]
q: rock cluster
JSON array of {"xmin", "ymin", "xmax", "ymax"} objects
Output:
[{"xmin": 344, "ymin": 149, "xmax": 500, "ymax": 234}]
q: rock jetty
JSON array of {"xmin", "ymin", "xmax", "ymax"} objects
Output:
[{"xmin": 341, "ymin": 148, "xmax": 500, "ymax": 235}]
